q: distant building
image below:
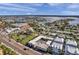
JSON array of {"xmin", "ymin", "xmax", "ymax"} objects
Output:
[
  {"xmin": 64, "ymin": 39, "xmax": 79, "ymax": 55},
  {"xmin": 49, "ymin": 33, "xmax": 57, "ymax": 37},
  {"xmin": 50, "ymin": 37, "xmax": 64, "ymax": 54},
  {"xmin": 5, "ymin": 28, "xmax": 20, "ymax": 34}
]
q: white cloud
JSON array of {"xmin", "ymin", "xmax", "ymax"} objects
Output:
[
  {"xmin": 26, "ymin": 12, "xmax": 32, "ymax": 15},
  {"xmin": 61, "ymin": 10, "xmax": 79, "ymax": 15},
  {"xmin": 48, "ymin": 3, "xmax": 61, "ymax": 6},
  {"xmin": 0, "ymin": 3, "xmax": 37, "ymax": 12},
  {"xmin": 68, "ymin": 4, "xmax": 79, "ymax": 9},
  {"xmin": 30, "ymin": 3, "xmax": 43, "ymax": 6}
]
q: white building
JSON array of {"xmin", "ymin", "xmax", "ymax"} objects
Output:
[
  {"xmin": 54, "ymin": 37, "xmax": 64, "ymax": 43},
  {"xmin": 66, "ymin": 39, "xmax": 77, "ymax": 46},
  {"xmin": 51, "ymin": 37, "xmax": 64, "ymax": 54},
  {"xmin": 64, "ymin": 39, "xmax": 79, "ymax": 55},
  {"xmin": 5, "ymin": 28, "xmax": 20, "ymax": 34},
  {"xmin": 28, "ymin": 35, "xmax": 53, "ymax": 52}
]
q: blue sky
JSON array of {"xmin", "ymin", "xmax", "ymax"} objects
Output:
[{"xmin": 0, "ymin": 3, "xmax": 79, "ymax": 15}]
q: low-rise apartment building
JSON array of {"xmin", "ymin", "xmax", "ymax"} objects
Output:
[
  {"xmin": 50, "ymin": 37, "xmax": 64, "ymax": 54},
  {"xmin": 64, "ymin": 39, "xmax": 79, "ymax": 55}
]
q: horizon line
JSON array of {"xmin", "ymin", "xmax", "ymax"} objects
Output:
[{"xmin": 0, "ymin": 15, "xmax": 79, "ymax": 17}]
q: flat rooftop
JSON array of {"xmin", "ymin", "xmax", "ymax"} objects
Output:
[
  {"xmin": 51, "ymin": 37, "xmax": 64, "ymax": 50},
  {"xmin": 66, "ymin": 39, "xmax": 77, "ymax": 46},
  {"xmin": 65, "ymin": 39, "xmax": 79, "ymax": 55},
  {"xmin": 29, "ymin": 35, "xmax": 53, "ymax": 50}
]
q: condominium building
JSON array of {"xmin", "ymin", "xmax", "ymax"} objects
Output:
[
  {"xmin": 64, "ymin": 39, "xmax": 79, "ymax": 55},
  {"xmin": 50, "ymin": 37, "xmax": 64, "ymax": 54}
]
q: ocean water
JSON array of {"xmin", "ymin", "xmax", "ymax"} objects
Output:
[{"xmin": 69, "ymin": 19, "xmax": 79, "ymax": 25}]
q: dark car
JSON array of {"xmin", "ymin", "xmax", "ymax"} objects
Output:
[{"xmin": 23, "ymin": 48, "xmax": 27, "ymax": 50}]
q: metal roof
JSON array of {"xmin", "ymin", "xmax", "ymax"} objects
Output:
[
  {"xmin": 65, "ymin": 45, "xmax": 79, "ymax": 55},
  {"xmin": 66, "ymin": 39, "xmax": 77, "ymax": 46},
  {"xmin": 65, "ymin": 39, "xmax": 79, "ymax": 55},
  {"xmin": 54, "ymin": 37, "xmax": 64, "ymax": 43},
  {"xmin": 51, "ymin": 42, "xmax": 63, "ymax": 50}
]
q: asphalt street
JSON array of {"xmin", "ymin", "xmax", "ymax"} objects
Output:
[{"xmin": 0, "ymin": 32, "xmax": 41, "ymax": 55}]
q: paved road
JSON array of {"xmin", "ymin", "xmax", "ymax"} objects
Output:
[{"xmin": 0, "ymin": 32, "xmax": 42, "ymax": 55}]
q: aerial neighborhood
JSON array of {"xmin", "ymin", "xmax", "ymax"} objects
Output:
[{"xmin": 0, "ymin": 16, "xmax": 79, "ymax": 55}]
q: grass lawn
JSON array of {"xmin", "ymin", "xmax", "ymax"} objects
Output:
[
  {"xmin": 21, "ymin": 34, "xmax": 35, "ymax": 45},
  {"xmin": 10, "ymin": 32, "xmax": 37, "ymax": 45},
  {"xmin": 11, "ymin": 33, "xmax": 19, "ymax": 41}
]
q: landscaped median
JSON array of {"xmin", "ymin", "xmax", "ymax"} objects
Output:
[{"xmin": 0, "ymin": 44, "xmax": 17, "ymax": 55}]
